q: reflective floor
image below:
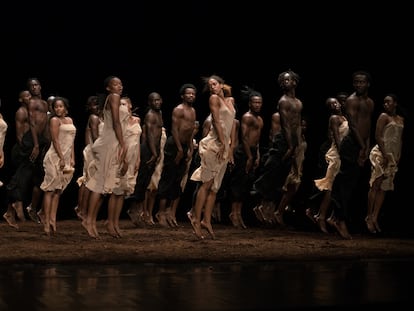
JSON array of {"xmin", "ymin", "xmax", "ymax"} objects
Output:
[{"xmin": 0, "ymin": 260, "xmax": 411, "ymax": 310}]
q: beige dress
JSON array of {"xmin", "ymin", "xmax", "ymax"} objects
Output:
[
  {"xmin": 0, "ymin": 115, "xmax": 8, "ymax": 187},
  {"xmin": 86, "ymin": 95, "xmax": 130, "ymax": 194},
  {"xmin": 369, "ymin": 120, "xmax": 403, "ymax": 191},
  {"xmin": 0, "ymin": 115, "xmax": 7, "ymax": 152},
  {"xmin": 113, "ymin": 117, "xmax": 142, "ymax": 196},
  {"xmin": 190, "ymin": 100, "xmax": 235, "ymax": 192},
  {"xmin": 314, "ymin": 120, "xmax": 349, "ymax": 191},
  {"xmin": 40, "ymin": 121, "xmax": 76, "ymax": 192},
  {"xmin": 76, "ymin": 120, "xmax": 104, "ymax": 186},
  {"xmin": 147, "ymin": 127, "xmax": 167, "ymax": 191}
]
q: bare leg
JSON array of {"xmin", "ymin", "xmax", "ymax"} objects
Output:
[
  {"xmin": 168, "ymin": 198, "xmax": 180, "ymax": 227},
  {"xmin": 30, "ymin": 186, "xmax": 43, "ymax": 221},
  {"xmin": 315, "ymin": 191, "xmax": 331, "ymax": 233},
  {"xmin": 372, "ymin": 188, "xmax": 385, "ymax": 233},
  {"xmin": 329, "ymin": 215, "xmax": 352, "ymax": 240},
  {"xmin": 201, "ymin": 189, "xmax": 217, "ymax": 239},
  {"xmin": 13, "ymin": 201, "xmax": 26, "ymax": 222},
  {"xmin": 366, "ymin": 178, "xmax": 383, "ymax": 233},
  {"xmin": 144, "ymin": 190, "xmax": 157, "ymax": 225},
  {"xmin": 156, "ymin": 198, "xmax": 170, "ymax": 228},
  {"xmin": 274, "ymin": 185, "xmax": 296, "ymax": 226},
  {"xmin": 236, "ymin": 203, "xmax": 247, "ymax": 229},
  {"xmin": 3, "ymin": 203, "xmax": 18, "ymax": 229},
  {"xmin": 50, "ymin": 191, "xmax": 61, "ymax": 234},
  {"xmin": 42, "ymin": 191, "xmax": 52, "ymax": 236},
  {"xmin": 106, "ymin": 194, "xmax": 120, "ymax": 238},
  {"xmin": 191, "ymin": 181, "xmax": 214, "ymax": 239},
  {"xmin": 229, "ymin": 201, "xmax": 241, "ymax": 228},
  {"xmin": 82, "ymin": 191, "xmax": 102, "ymax": 238},
  {"xmin": 113, "ymin": 195, "xmax": 124, "ymax": 237},
  {"xmin": 127, "ymin": 200, "xmax": 140, "ymax": 226}
]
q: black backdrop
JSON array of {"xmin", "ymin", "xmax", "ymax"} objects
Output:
[{"xmin": 1, "ymin": 2, "xmax": 412, "ymax": 233}]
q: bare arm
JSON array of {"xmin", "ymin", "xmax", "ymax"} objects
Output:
[
  {"xmin": 108, "ymin": 94, "xmax": 127, "ymax": 175},
  {"xmin": 374, "ymin": 113, "xmax": 390, "ymax": 167},
  {"xmin": 27, "ymin": 100, "xmax": 40, "ymax": 160},
  {"xmin": 49, "ymin": 117, "xmax": 65, "ymax": 170},
  {"xmin": 329, "ymin": 115, "xmax": 342, "ymax": 149},
  {"xmin": 89, "ymin": 114, "xmax": 101, "ymax": 143},
  {"xmin": 241, "ymin": 113, "xmax": 254, "ymax": 171},
  {"xmin": 145, "ymin": 111, "xmax": 161, "ymax": 165},
  {"xmin": 210, "ymin": 94, "xmax": 226, "ymax": 161},
  {"xmin": 171, "ymin": 106, "xmax": 184, "ymax": 164}
]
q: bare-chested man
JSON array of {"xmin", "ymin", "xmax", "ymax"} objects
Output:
[
  {"xmin": 4, "ymin": 81, "xmax": 49, "ymax": 228},
  {"xmin": 127, "ymin": 92, "xmax": 164, "ymax": 225},
  {"xmin": 329, "ymin": 70, "xmax": 374, "ymax": 239},
  {"xmin": 252, "ymin": 70, "xmax": 303, "ymax": 226},
  {"xmin": 26, "ymin": 78, "xmax": 50, "ymax": 224},
  {"xmin": 155, "ymin": 84, "xmax": 197, "ymax": 227},
  {"xmin": 228, "ymin": 86, "xmax": 264, "ymax": 229}
]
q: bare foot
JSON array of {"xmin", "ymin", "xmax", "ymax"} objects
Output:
[
  {"xmin": 143, "ymin": 213, "xmax": 155, "ymax": 226},
  {"xmin": 74, "ymin": 206, "xmax": 84, "ymax": 221},
  {"xmin": 37, "ymin": 211, "xmax": 46, "ymax": 225},
  {"xmin": 127, "ymin": 209, "xmax": 141, "ymax": 227},
  {"xmin": 264, "ymin": 204, "xmax": 276, "ymax": 224},
  {"xmin": 273, "ymin": 210, "xmax": 285, "ymax": 226},
  {"xmin": 81, "ymin": 219, "xmax": 98, "ymax": 238},
  {"xmin": 187, "ymin": 210, "xmax": 194, "ymax": 223},
  {"xmin": 166, "ymin": 214, "xmax": 178, "ymax": 228},
  {"xmin": 105, "ymin": 222, "xmax": 119, "ymax": 238},
  {"xmin": 27, "ymin": 205, "xmax": 41, "ymax": 224},
  {"xmin": 253, "ymin": 205, "xmax": 264, "ymax": 223},
  {"xmin": 201, "ymin": 220, "xmax": 216, "ymax": 239},
  {"xmin": 365, "ymin": 216, "xmax": 376, "ymax": 234},
  {"xmin": 114, "ymin": 226, "xmax": 122, "ymax": 238},
  {"xmin": 315, "ymin": 215, "xmax": 329, "ymax": 234},
  {"xmin": 237, "ymin": 212, "xmax": 247, "ymax": 229},
  {"xmin": 305, "ymin": 208, "xmax": 317, "ymax": 224},
  {"xmin": 373, "ymin": 220, "xmax": 382, "ymax": 233},
  {"xmin": 12, "ymin": 203, "xmax": 26, "ymax": 222},
  {"xmin": 229, "ymin": 212, "xmax": 240, "ymax": 228},
  {"xmin": 3, "ymin": 212, "xmax": 19, "ymax": 229},
  {"xmin": 43, "ymin": 225, "xmax": 50, "ymax": 237},
  {"xmin": 156, "ymin": 212, "xmax": 169, "ymax": 228},
  {"xmin": 187, "ymin": 212, "xmax": 204, "ymax": 240},
  {"xmin": 50, "ymin": 220, "xmax": 57, "ymax": 234},
  {"xmin": 333, "ymin": 220, "xmax": 352, "ymax": 240},
  {"xmin": 212, "ymin": 204, "xmax": 221, "ymax": 222}
]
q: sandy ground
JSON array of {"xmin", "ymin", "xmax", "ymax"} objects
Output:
[{"xmin": 1, "ymin": 218, "xmax": 414, "ymax": 265}]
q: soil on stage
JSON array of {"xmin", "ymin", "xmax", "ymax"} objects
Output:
[{"xmin": 1, "ymin": 219, "xmax": 413, "ymax": 264}]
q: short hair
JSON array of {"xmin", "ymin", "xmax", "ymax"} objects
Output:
[
  {"xmin": 179, "ymin": 83, "xmax": 197, "ymax": 95},
  {"xmin": 201, "ymin": 74, "xmax": 225, "ymax": 93},
  {"xmin": 52, "ymin": 96, "xmax": 70, "ymax": 110},
  {"xmin": 277, "ymin": 70, "xmax": 300, "ymax": 87},
  {"xmin": 352, "ymin": 70, "xmax": 372, "ymax": 84}
]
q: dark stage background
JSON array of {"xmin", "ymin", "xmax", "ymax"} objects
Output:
[{"xmin": 0, "ymin": 2, "xmax": 412, "ymax": 233}]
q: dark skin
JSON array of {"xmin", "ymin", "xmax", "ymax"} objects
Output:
[
  {"xmin": 278, "ymin": 73, "xmax": 303, "ymax": 168},
  {"xmin": 143, "ymin": 93, "xmax": 163, "ymax": 167},
  {"xmin": 240, "ymin": 96, "xmax": 263, "ymax": 173},
  {"xmin": 171, "ymin": 88, "xmax": 197, "ymax": 165},
  {"xmin": 344, "ymin": 73, "xmax": 374, "ymax": 167}
]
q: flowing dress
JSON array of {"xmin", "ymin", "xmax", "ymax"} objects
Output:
[
  {"xmin": 190, "ymin": 100, "xmax": 235, "ymax": 192},
  {"xmin": 40, "ymin": 122, "xmax": 76, "ymax": 192},
  {"xmin": 369, "ymin": 120, "xmax": 403, "ymax": 191},
  {"xmin": 314, "ymin": 120, "xmax": 349, "ymax": 191},
  {"xmin": 113, "ymin": 117, "xmax": 142, "ymax": 195},
  {"xmin": 86, "ymin": 95, "xmax": 129, "ymax": 194},
  {"xmin": 76, "ymin": 120, "xmax": 104, "ymax": 186},
  {"xmin": 0, "ymin": 116, "xmax": 7, "ymax": 152}
]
